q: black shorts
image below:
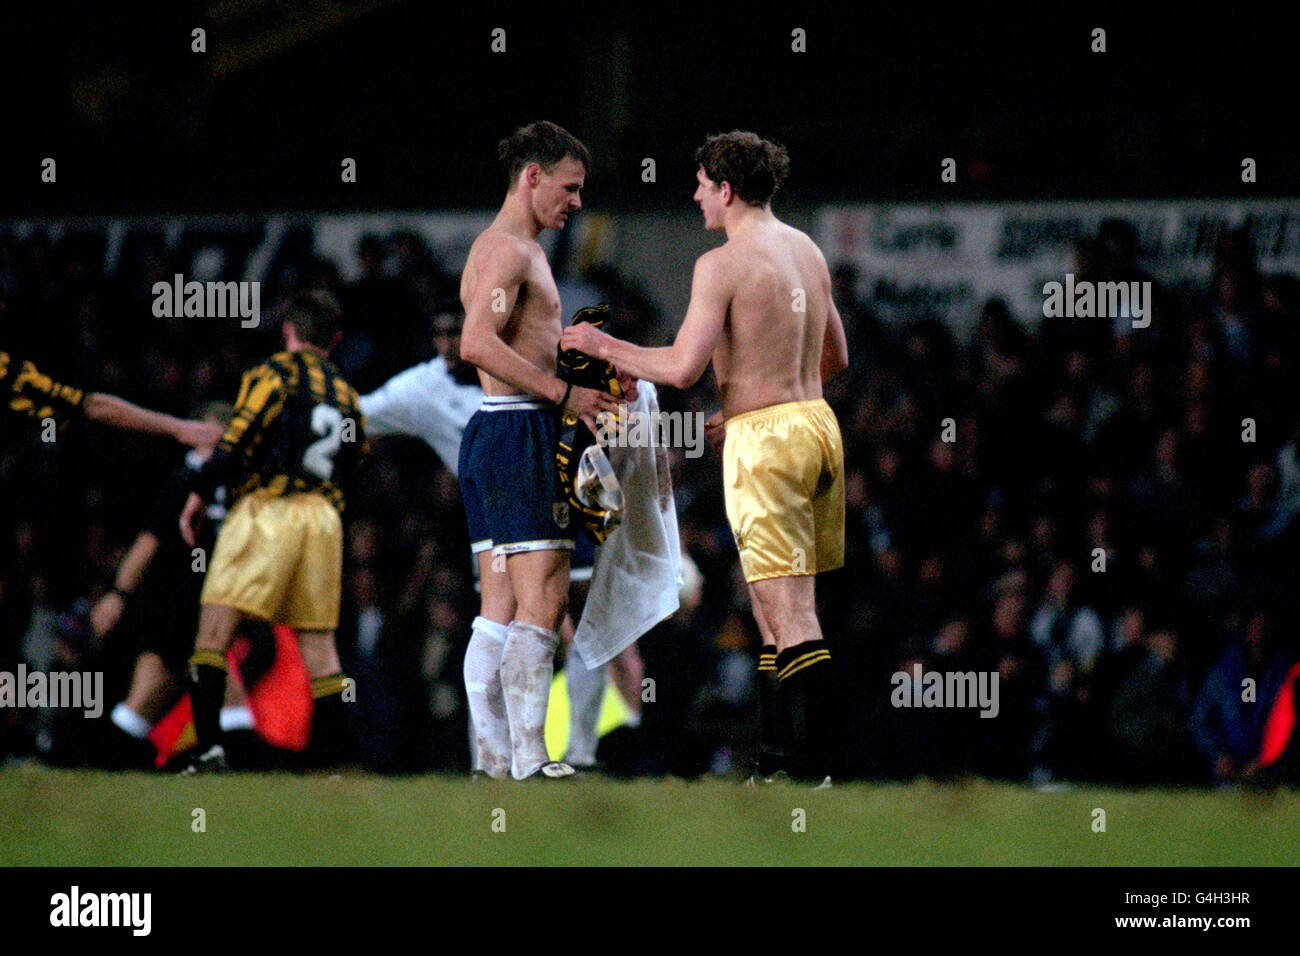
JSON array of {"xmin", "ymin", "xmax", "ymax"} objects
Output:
[{"xmin": 120, "ymin": 590, "xmax": 201, "ymax": 672}]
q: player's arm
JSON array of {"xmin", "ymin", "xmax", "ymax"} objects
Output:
[
  {"xmin": 819, "ymin": 257, "xmax": 850, "ymax": 382},
  {"xmin": 358, "ymin": 379, "xmax": 410, "ymax": 439},
  {"xmin": 3, "ymin": 351, "xmax": 84, "ymax": 426},
  {"xmin": 460, "ymin": 242, "xmax": 567, "ymax": 402},
  {"xmin": 84, "ymin": 393, "xmax": 223, "ymax": 447},
  {"xmin": 89, "ymin": 531, "xmax": 160, "ymax": 638},
  {"xmin": 6, "ymin": 352, "xmax": 215, "ymax": 445},
  {"xmin": 561, "ymin": 254, "xmax": 728, "ymax": 390},
  {"xmin": 358, "ymin": 361, "xmax": 448, "ymax": 439}
]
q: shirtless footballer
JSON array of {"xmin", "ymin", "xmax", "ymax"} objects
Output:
[
  {"xmin": 561, "ymin": 130, "xmax": 850, "ymax": 783},
  {"xmin": 457, "ymin": 120, "xmax": 619, "ymax": 780}
]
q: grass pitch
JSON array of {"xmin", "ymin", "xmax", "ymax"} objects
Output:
[{"xmin": 1, "ymin": 767, "xmax": 1296, "ymax": 866}]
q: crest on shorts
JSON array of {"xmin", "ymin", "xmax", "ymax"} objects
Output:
[{"xmin": 553, "ymin": 501, "xmax": 570, "ymax": 528}]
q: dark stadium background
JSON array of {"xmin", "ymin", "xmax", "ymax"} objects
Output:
[
  {"xmin": 1, "ymin": 5, "xmax": 1297, "ymax": 211},
  {"xmin": 2, "ymin": 4, "xmax": 1300, "ymax": 784}
]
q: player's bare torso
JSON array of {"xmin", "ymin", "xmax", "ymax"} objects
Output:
[
  {"xmin": 711, "ymin": 219, "xmax": 832, "ymax": 419},
  {"xmin": 460, "ymin": 227, "xmax": 562, "ymax": 397}
]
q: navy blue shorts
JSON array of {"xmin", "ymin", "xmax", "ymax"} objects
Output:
[
  {"xmin": 459, "ymin": 395, "xmax": 577, "ymax": 556},
  {"xmin": 570, "ymin": 530, "xmax": 597, "ymax": 581}
]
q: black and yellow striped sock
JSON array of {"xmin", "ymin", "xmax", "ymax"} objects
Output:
[
  {"xmin": 188, "ymin": 649, "xmax": 228, "ymax": 753},
  {"xmin": 775, "ymin": 640, "xmax": 834, "ymax": 780},
  {"xmin": 756, "ymin": 646, "xmax": 789, "ymax": 776},
  {"xmin": 305, "ymin": 674, "xmax": 353, "ymax": 769}
]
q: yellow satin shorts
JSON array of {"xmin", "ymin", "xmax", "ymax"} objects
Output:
[
  {"xmin": 201, "ymin": 490, "xmax": 343, "ymax": 630},
  {"xmin": 723, "ymin": 398, "xmax": 845, "ymax": 582}
]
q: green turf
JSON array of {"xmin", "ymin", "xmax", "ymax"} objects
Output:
[{"xmin": 0, "ymin": 767, "xmax": 1296, "ymax": 866}]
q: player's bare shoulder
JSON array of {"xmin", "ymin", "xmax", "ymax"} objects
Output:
[
  {"xmin": 693, "ymin": 243, "xmax": 740, "ymax": 294},
  {"xmin": 462, "ymin": 227, "xmax": 533, "ymax": 302},
  {"xmin": 776, "ymin": 221, "xmax": 832, "ymax": 289},
  {"xmin": 779, "ymin": 220, "xmax": 825, "ymax": 262}
]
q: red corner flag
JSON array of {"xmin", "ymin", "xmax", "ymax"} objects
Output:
[
  {"xmin": 1258, "ymin": 661, "xmax": 1300, "ymax": 769},
  {"xmin": 149, "ymin": 625, "xmax": 313, "ymax": 767},
  {"xmin": 245, "ymin": 625, "xmax": 313, "ymax": 751}
]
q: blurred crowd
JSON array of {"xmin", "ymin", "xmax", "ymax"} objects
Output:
[{"xmin": 2, "ymin": 216, "xmax": 1300, "ymax": 787}]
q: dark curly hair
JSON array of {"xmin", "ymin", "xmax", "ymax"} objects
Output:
[{"xmin": 695, "ymin": 131, "xmax": 790, "ymax": 205}]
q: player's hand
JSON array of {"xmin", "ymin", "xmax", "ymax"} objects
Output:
[
  {"xmin": 705, "ymin": 411, "xmax": 726, "ymax": 449},
  {"xmin": 179, "ymin": 492, "xmax": 205, "ymax": 548},
  {"xmin": 90, "ymin": 591, "xmax": 125, "ymax": 638},
  {"xmin": 615, "ymin": 368, "xmax": 640, "ymax": 402},
  {"xmin": 564, "ymin": 384, "xmax": 620, "ymax": 437},
  {"xmin": 175, "ymin": 419, "xmax": 224, "ymax": 449},
  {"xmin": 561, "ymin": 321, "xmax": 610, "ymax": 359}
]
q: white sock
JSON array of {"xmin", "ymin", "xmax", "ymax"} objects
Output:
[
  {"xmin": 219, "ymin": 705, "xmax": 255, "ymax": 732},
  {"xmin": 110, "ymin": 702, "xmax": 152, "ymax": 740},
  {"xmin": 500, "ymin": 620, "xmax": 561, "ymax": 779},
  {"xmin": 463, "ymin": 616, "xmax": 511, "ymax": 779},
  {"xmin": 564, "ymin": 644, "xmax": 605, "ymax": 767}
]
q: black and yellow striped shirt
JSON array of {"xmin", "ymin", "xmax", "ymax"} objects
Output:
[
  {"xmin": 194, "ymin": 349, "xmax": 366, "ymax": 512},
  {"xmin": 1, "ymin": 348, "xmax": 88, "ymax": 427}
]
